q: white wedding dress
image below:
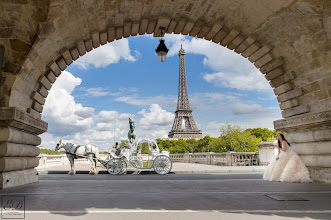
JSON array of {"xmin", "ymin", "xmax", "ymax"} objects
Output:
[{"xmin": 263, "ymin": 142, "xmax": 312, "ymax": 183}]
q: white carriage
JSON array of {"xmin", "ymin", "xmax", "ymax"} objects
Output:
[{"xmin": 106, "ymin": 139, "xmax": 172, "ymax": 175}]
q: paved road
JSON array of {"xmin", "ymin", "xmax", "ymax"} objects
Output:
[{"xmin": 1, "ymin": 174, "xmax": 330, "ymax": 220}]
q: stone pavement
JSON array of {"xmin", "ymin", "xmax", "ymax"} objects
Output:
[
  {"xmin": 36, "ymin": 162, "xmax": 266, "ymax": 174},
  {"xmin": 0, "ymin": 173, "xmax": 330, "ymax": 220}
]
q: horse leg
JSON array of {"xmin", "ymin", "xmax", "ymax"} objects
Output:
[
  {"xmin": 68, "ymin": 155, "xmax": 76, "ymax": 175},
  {"xmin": 88, "ymin": 155, "xmax": 98, "ymax": 175}
]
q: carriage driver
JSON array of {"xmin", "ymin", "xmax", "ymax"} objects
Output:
[{"xmin": 114, "ymin": 142, "xmax": 121, "ymax": 156}]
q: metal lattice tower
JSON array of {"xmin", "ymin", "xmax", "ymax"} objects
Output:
[{"xmin": 168, "ymin": 45, "xmax": 202, "ymax": 140}]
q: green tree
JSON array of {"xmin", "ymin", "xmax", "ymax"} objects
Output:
[
  {"xmin": 40, "ymin": 148, "xmax": 65, "ymax": 155},
  {"xmin": 208, "ymin": 137, "xmax": 228, "ymax": 153},
  {"xmin": 219, "ymin": 124, "xmax": 261, "ymax": 152},
  {"xmin": 245, "ymin": 128, "xmax": 278, "ymax": 141},
  {"xmin": 119, "ymin": 140, "xmax": 129, "ymax": 148}
]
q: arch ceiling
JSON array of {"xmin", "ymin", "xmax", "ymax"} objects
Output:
[{"xmin": 0, "ymin": 0, "xmax": 330, "ymax": 123}]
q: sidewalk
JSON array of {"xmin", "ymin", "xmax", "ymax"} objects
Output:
[{"xmin": 36, "ymin": 162, "xmax": 266, "ymax": 174}]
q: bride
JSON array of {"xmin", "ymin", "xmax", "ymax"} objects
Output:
[{"xmin": 263, "ymin": 133, "xmax": 312, "ymax": 183}]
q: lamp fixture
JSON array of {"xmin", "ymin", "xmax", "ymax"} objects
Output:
[{"xmin": 155, "ymin": 27, "xmax": 168, "ymax": 62}]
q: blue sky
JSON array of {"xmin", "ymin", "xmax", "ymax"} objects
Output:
[{"xmin": 41, "ymin": 34, "xmax": 281, "ymax": 151}]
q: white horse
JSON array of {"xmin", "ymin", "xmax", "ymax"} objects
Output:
[{"xmin": 55, "ymin": 140, "xmax": 99, "ymax": 175}]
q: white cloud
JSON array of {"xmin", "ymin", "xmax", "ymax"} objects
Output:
[
  {"xmin": 84, "ymin": 87, "xmax": 112, "ymax": 97},
  {"xmin": 203, "ymin": 70, "xmax": 270, "ymax": 91},
  {"xmin": 41, "ymin": 71, "xmax": 177, "ymax": 150},
  {"xmin": 73, "ymin": 39, "xmax": 137, "ymax": 69},
  {"xmin": 114, "ymin": 94, "xmax": 176, "ymax": 109},
  {"xmin": 163, "ymin": 35, "xmax": 272, "ymax": 92},
  {"xmin": 231, "ymin": 103, "xmax": 274, "ymax": 115},
  {"xmin": 137, "ymin": 104, "xmax": 174, "ymax": 139},
  {"xmin": 42, "ymin": 71, "xmax": 95, "ymax": 137}
]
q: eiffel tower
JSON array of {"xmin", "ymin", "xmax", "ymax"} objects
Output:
[{"xmin": 168, "ymin": 45, "xmax": 202, "ymax": 140}]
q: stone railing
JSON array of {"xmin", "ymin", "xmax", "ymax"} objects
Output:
[
  {"xmin": 37, "ymin": 154, "xmax": 109, "ymax": 168},
  {"xmin": 169, "ymin": 152, "xmax": 259, "ymax": 166},
  {"xmin": 37, "ymin": 152, "xmax": 259, "ymax": 168}
]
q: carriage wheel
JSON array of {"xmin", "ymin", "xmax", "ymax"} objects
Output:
[
  {"xmin": 153, "ymin": 155, "xmax": 172, "ymax": 174},
  {"xmin": 120, "ymin": 159, "xmax": 127, "ymax": 174},
  {"xmin": 106, "ymin": 158, "xmax": 123, "ymax": 175}
]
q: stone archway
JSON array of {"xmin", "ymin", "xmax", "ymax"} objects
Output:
[{"xmin": 0, "ymin": 0, "xmax": 330, "ymax": 188}]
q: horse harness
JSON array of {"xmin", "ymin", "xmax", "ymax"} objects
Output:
[{"xmin": 66, "ymin": 145, "xmax": 94, "ymax": 159}]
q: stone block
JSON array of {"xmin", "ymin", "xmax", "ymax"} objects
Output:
[
  {"xmin": 212, "ymin": 29, "xmax": 227, "ymax": 43},
  {"xmin": 61, "ymin": 50, "xmax": 73, "ymax": 65},
  {"xmin": 0, "ymin": 108, "xmax": 47, "ymax": 135},
  {"xmin": 182, "ymin": 21, "xmax": 194, "ymax": 35},
  {"xmin": 139, "ymin": 19, "xmax": 149, "ymax": 35},
  {"xmin": 205, "ymin": 22, "xmax": 224, "ymax": 40},
  {"xmin": 0, "ymin": 127, "xmax": 41, "ymax": 145},
  {"xmin": 0, "ymin": 143, "xmax": 40, "ymax": 157},
  {"xmin": 277, "ymin": 88, "xmax": 303, "ymax": 102},
  {"xmin": 242, "ymin": 43, "xmax": 260, "ymax": 58},
  {"xmin": 197, "ymin": 25, "xmax": 211, "ymax": 39},
  {"xmin": 235, "ymin": 36, "xmax": 256, "ymax": 53},
  {"xmin": 48, "ymin": 61, "xmax": 61, "ymax": 76},
  {"xmin": 76, "ymin": 40, "xmax": 86, "ymax": 56},
  {"xmin": 281, "ymin": 104, "xmax": 309, "ymax": 118},
  {"xmin": 38, "ymin": 76, "xmax": 51, "ymax": 90},
  {"xmin": 56, "ymin": 58, "xmax": 66, "ymax": 71},
  {"xmin": 308, "ymin": 167, "xmax": 331, "ymax": 183},
  {"xmin": 131, "ymin": 22, "xmax": 140, "ymax": 36},
  {"xmin": 220, "ymin": 29, "xmax": 239, "ymax": 46},
  {"xmin": 269, "ymin": 71, "xmax": 295, "ymax": 88},
  {"xmin": 84, "ymin": 39, "xmax": 93, "ymax": 52},
  {"xmin": 279, "ymin": 98, "xmax": 299, "ymax": 110},
  {"xmin": 313, "ymin": 90, "xmax": 328, "ymax": 101},
  {"xmin": 274, "ymin": 82, "xmax": 294, "ymax": 95},
  {"xmin": 291, "ymin": 141, "xmax": 331, "ymax": 155},
  {"xmin": 146, "ymin": 20, "xmax": 156, "ymax": 34},
  {"xmin": 166, "ymin": 20, "xmax": 177, "ymax": 33},
  {"xmin": 154, "ymin": 16, "xmax": 171, "ymax": 36},
  {"xmin": 301, "ymin": 155, "xmax": 331, "ymax": 168},
  {"xmin": 227, "ymin": 35, "xmax": 244, "ymax": 50},
  {"xmin": 91, "ymin": 32, "xmax": 100, "ymax": 48},
  {"xmin": 260, "ymin": 57, "xmax": 285, "ymax": 74},
  {"xmin": 108, "ymin": 26, "xmax": 115, "ymax": 42},
  {"xmin": 0, "ymin": 157, "xmax": 39, "ymax": 172},
  {"xmin": 265, "ymin": 67, "xmax": 284, "ymax": 80},
  {"xmin": 189, "ymin": 19, "xmax": 205, "ymax": 37},
  {"xmin": 302, "ymin": 81, "xmax": 321, "ymax": 94},
  {"xmin": 254, "ymin": 53, "xmax": 274, "ymax": 68},
  {"xmin": 100, "ymin": 31, "xmax": 108, "ymax": 45},
  {"xmin": 174, "ymin": 18, "xmax": 187, "ymax": 34},
  {"xmin": 115, "ymin": 26, "xmax": 123, "ymax": 39},
  {"xmin": 0, "ymin": 168, "xmax": 38, "ymax": 189},
  {"xmin": 70, "ymin": 47, "xmax": 79, "ymax": 61},
  {"xmin": 249, "ymin": 45, "xmax": 271, "ymax": 62},
  {"xmin": 37, "ymin": 86, "xmax": 48, "ymax": 98},
  {"xmin": 31, "ymin": 91, "xmax": 45, "ymax": 105},
  {"xmin": 27, "ymin": 108, "xmax": 41, "ymax": 120},
  {"xmin": 32, "ymin": 101, "xmax": 43, "ymax": 113},
  {"xmin": 123, "ymin": 22, "xmax": 132, "ymax": 38},
  {"xmin": 45, "ymin": 71, "xmax": 56, "ymax": 83}
]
